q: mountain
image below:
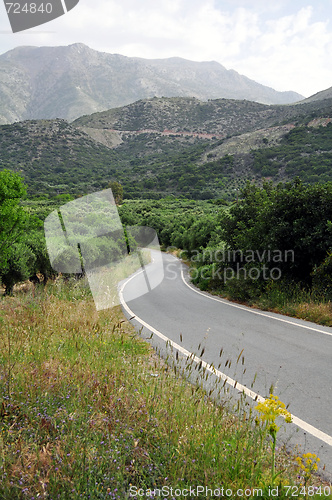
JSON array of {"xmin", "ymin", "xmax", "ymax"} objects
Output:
[
  {"xmin": 73, "ymin": 95, "xmax": 332, "ymax": 139},
  {"xmin": 1, "ymin": 94, "xmax": 332, "ymax": 200},
  {"xmin": 301, "ymin": 86, "xmax": 332, "ymax": 103},
  {"xmin": 73, "ymin": 96, "xmax": 332, "ymax": 199},
  {"xmin": 0, "ymin": 119, "xmax": 119, "ymax": 194},
  {"xmin": 0, "ymin": 43, "xmax": 304, "ymax": 125}
]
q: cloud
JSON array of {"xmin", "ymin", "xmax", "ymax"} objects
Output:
[
  {"xmin": 233, "ymin": 6, "xmax": 332, "ymax": 96},
  {"xmin": 0, "ymin": 0, "xmax": 331, "ymax": 96}
]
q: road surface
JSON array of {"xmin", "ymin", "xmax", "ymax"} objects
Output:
[{"xmin": 119, "ymin": 252, "xmax": 332, "ymax": 481}]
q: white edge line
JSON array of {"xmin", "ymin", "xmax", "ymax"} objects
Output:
[
  {"xmin": 119, "ymin": 266, "xmax": 332, "ymax": 448},
  {"xmin": 181, "ymin": 267, "xmax": 332, "ymax": 337}
]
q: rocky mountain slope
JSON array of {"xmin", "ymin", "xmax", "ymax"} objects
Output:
[{"xmin": 0, "ymin": 43, "xmax": 304, "ymax": 124}]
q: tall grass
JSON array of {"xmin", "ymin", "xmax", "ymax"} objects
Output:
[
  {"xmin": 255, "ymin": 282, "xmax": 332, "ymax": 327},
  {"xmin": 0, "ymin": 279, "xmax": 331, "ymax": 499}
]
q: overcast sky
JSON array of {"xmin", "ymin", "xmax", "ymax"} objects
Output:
[{"xmin": 1, "ymin": 0, "xmax": 332, "ymax": 97}]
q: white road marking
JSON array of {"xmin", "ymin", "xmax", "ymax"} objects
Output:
[
  {"xmin": 119, "ymin": 266, "xmax": 332, "ymax": 447},
  {"xmin": 181, "ymin": 267, "xmax": 332, "ymax": 337}
]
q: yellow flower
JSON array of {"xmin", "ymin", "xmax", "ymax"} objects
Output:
[
  {"xmin": 255, "ymin": 394, "xmax": 292, "ymax": 436},
  {"xmin": 296, "ymin": 453, "xmax": 320, "ymax": 481},
  {"xmin": 255, "ymin": 394, "xmax": 292, "ymax": 484}
]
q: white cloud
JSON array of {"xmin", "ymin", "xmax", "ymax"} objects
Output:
[
  {"xmin": 0, "ymin": 0, "xmax": 331, "ymax": 96},
  {"xmin": 232, "ymin": 6, "xmax": 332, "ymax": 96}
]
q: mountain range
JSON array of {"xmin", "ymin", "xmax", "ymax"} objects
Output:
[{"xmin": 0, "ymin": 43, "xmax": 305, "ymax": 124}]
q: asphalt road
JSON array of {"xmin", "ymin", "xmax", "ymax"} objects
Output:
[{"xmin": 119, "ymin": 252, "xmax": 332, "ymax": 481}]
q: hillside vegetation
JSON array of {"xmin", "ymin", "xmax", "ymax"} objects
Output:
[
  {"xmin": 1, "ymin": 96, "xmax": 332, "ymax": 200},
  {"xmin": 73, "ymin": 95, "xmax": 332, "ymax": 135},
  {"xmin": 0, "ymin": 120, "xmax": 118, "ymax": 196}
]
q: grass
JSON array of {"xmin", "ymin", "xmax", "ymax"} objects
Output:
[
  {"xmin": 85, "ymin": 250, "xmax": 151, "ymax": 310},
  {"xmin": 188, "ymin": 261, "xmax": 332, "ymax": 327},
  {"xmin": 0, "ymin": 279, "xmax": 331, "ymax": 499},
  {"xmin": 254, "ymin": 282, "xmax": 332, "ymax": 327}
]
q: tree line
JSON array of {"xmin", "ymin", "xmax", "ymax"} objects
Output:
[
  {"xmin": 1, "ymin": 171, "xmax": 331, "ymax": 302},
  {"xmin": 0, "ymin": 170, "xmax": 55, "ymax": 294},
  {"xmin": 120, "ymin": 180, "xmax": 332, "ymax": 301},
  {"xmin": 185, "ymin": 180, "xmax": 332, "ymax": 301}
]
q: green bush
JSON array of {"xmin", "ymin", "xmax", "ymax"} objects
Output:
[{"xmin": 312, "ymin": 251, "xmax": 332, "ymax": 300}]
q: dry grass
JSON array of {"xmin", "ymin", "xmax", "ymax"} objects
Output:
[
  {"xmin": 290, "ymin": 302, "xmax": 332, "ymax": 327},
  {"xmin": 0, "ymin": 280, "xmax": 331, "ymax": 499}
]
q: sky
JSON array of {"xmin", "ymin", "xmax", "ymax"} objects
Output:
[{"xmin": 1, "ymin": 0, "xmax": 332, "ymax": 97}]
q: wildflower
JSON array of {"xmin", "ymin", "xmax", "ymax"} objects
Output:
[
  {"xmin": 255, "ymin": 394, "xmax": 292, "ymax": 484},
  {"xmin": 255, "ymin": 394, "xmax": 292, "ymax": 437},
  {"xmin": 296, "ymin": 453, "xmax": 320, "ymax": 484}
]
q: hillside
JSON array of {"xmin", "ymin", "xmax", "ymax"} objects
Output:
[
  {"xmin": 74, "ymin": 97, "xmax": 282, "ymax": 137},
  {"xmin": 74, "ymin": 95, "xmax": 332, "ymax": 137},
  {"xmin": 301, "ymin": 85, "xmax": 332, "ymax": 103},
  {"xmin": 1, "ymin": 95, "xmax": 332, "ymax": 200},
  {"xmin": 0, "ymin": 43, "xmax": 304, "ymax": 124},
  {"xmin": 0, "ymin": 119, "xmax": 119, "ymax": 195},
  {"xmin": 74, "ymin": 95, "xmax": 332, "ymax": 198}
]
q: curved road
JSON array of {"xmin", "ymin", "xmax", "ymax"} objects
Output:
[{"xmin": 119, "ymin": 252, "xmax": 332, "ymax": 480}]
